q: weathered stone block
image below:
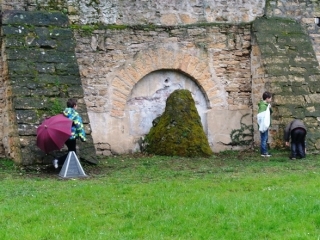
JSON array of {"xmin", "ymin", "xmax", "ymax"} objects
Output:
[
  {"xmin": 34, "ymin": 27, "xmax": 50, "ymax": 38},
  {"xmin": 2, "ymin": 10, "xmax": 69, "ymax": 27},
  {"xmin": 33, "ymin": 39, "xmax": 58, "ymax": 49},
  {"xmin": 10, "ymin": 75, "xmax": 37, "ymax": 84},
  {"xmin": 56, "ymin": 39, "xmax": 76, "ymax": 52},
  {"xmin": 30, "ymin": 87, "xmax": 61, "ymax": 98},
  {"xmin": 15, "ymin": 110, "xmax": 38, "ymax": 124},
  {"xmin": 19, "ymin": 136, "xmax": 44, "ymax": 165},
  {"xmin": 18, "ymin": 123, "xmax": 37, "ymax": 136},
  {"xmin": 2, "ymin": 25, "xmax": 29, "ymax": 36},
  {"xmin": 59, "ymin": 75, "xmax": 81, "ymax": 84},
  {"xmin": 274, "ymin": 95, "xmax": 306, "ymax": 105},
  {"xmin": 4, "ymin": 36, "xmax": 26, "ymax": 47},
  {"xmin": 36, "ymin": 63, "xmax": 56, "ymax": 73},
  {"xmin": 265, "ymin": 63, "xmax": 289, "ymax": 76},
  {"xmin": 6, "ymin": 49, "xmax": 31, "ymax": 60},
  {"xmin": 50, "ymin": 29, "xmax": 74, "ymax": 39},
  {"xmin": 55, "ymin": 62, "xmax": 79, "ymax": 75},
  {"xmin": 67, "ymin": 85, "xmax": 85, "ymax": 98},
  {"xmin": 8, "ymin": 61, "xmax": 36, "ymax": 74},
  {"xmin": 11, "ymin": 86, "xmax": 30, "ymax": 96},
  {"xmin": 34, "ymin": 50, "xmax": 77, "ymax": 63},
  {"xmin": 77, "ymin": 136, "xmax": 98, "ymax": 164},
  {"xmin": 13, "ymin": 97, "xmax": 48, "ymax": 110},
  {"xmin": 305, "ymin": 106, "xmax": 320, "ymax": 117},
  {"xmin": 36, "ymin": 74, "xmax": 60, "ymax": 84}
]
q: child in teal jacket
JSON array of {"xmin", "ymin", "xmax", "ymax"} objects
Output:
[{"xmin": 53, "ymin": 98, "xmax": 86, "ymax": 168}]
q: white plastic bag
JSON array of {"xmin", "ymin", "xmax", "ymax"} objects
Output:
[{"xmin": 257, "ymin": 104, "xmax": 270, "ymax": 133}]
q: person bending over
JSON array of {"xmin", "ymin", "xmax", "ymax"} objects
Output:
[{"xmin": 284, "ymin": 119, "xmax": 307, "ymax": 160}]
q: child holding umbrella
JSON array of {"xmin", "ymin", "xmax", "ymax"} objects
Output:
[{"xmin": 53, "ymin": 98, "xmax": 86, "ymax": 168}]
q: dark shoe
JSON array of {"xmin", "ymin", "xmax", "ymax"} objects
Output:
[{"xmin": 289, "ymin": 156, "xmax": 296, "ymax": 160}]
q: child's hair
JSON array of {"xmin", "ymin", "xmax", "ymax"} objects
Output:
[
  {"xmin": 67, "ymin": 98, "xmax": 77, "ymax": 108},
  {"xmin": 262, "ymin": 91, "xmax": 272, "ymax": 100}
]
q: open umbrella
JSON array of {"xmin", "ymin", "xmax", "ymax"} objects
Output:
[{"xmin": 37, "ymin": 114, "xmax": 72, "ymax": 153}]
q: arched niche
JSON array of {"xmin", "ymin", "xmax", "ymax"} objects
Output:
[{"xmin": 125, "ymin": 70, "xmax": 209, "ymax": 138}]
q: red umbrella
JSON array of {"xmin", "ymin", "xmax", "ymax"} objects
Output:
[{"xmin": 37, "ymin": 114, "xmax": 72, "ymax": 153}]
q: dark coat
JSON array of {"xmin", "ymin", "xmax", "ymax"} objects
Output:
[{"xmin": 284, "ymin": 120, "xmax": 307, "ymax": 142}]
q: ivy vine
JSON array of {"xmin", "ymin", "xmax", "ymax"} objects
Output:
[{"xmin": 230, "ymin": 113, "xmax": 253, "ymax": 146}]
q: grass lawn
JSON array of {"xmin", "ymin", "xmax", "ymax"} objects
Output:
[{"xmin": 0, "ymin": 149, "xmax": 320, "ymax": 239}]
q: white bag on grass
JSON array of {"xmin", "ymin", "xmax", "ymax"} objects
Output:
[{"xmin": 257, "ymin": 104, "xmax": 270, "ymax": 133}]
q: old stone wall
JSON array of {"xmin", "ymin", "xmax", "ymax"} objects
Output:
[
  {"xmin": 74, "ymin": 24, "xmax": 252, "ymax": 154},
  {"xmin": 250, "ymin": 1, "xmax": 320, "ymax": 150},
  {"xmin": 266, "ymin": 0, "xmax": 320, "ymax": 66},
  {"xmin": 252, "ymin": 17, "xmax": 320, "ymax": 151},
  {"xmin": 1, "ymin": 10, "xmax": 96, "ymax": 164},
  {"xmin": 3, "ymin": 0, "xmax": 265, "ymax": 25},
  {"xmin": 2, "ymin": 0, "xmax": 320, "ymax": 161}
]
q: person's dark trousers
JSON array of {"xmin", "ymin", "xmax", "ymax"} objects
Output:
[
  {"xmin": 290, "ymin": 128, "xmax": 306, "ymax": 158},
  {"xmin": 57, "ymin": 139, "xmax": 77, "ymax": 165}
]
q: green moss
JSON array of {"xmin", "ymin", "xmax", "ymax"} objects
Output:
[
  {"xmin": 143, "ymin": 89, "xmax": 213, "ymax": 157},
  {"xmin": 108, "ymin": 24, "xmax": 128, "ymax": 30},
  {"xmin": 48, "ymin": 98, "xmax": 64, "ymax": 116},
  {"xmin": 71, "ymin": 22, "xmax": 250, "ymax": 37}
]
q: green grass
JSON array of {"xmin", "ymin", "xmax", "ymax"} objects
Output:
[{"xmin": 1, "ymin": 149, "xmax": 320, "ymax": 239}]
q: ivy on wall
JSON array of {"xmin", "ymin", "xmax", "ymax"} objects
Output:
[{"xmin": 230, "ymin": 114, "xmax": 253, "ymax": 146}]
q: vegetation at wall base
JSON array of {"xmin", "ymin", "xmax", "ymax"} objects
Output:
[
  {"xmin": 143, "ymin": 90, "xmax": 213, "ymax": 157},
  {"xmin": 1, "ymin": 149, "xmax": 320, "ymax": 239}
]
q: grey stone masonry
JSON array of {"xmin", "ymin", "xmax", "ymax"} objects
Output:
[
  {"xmin": 1, "ymin": 10, "xmax": 97, "ymax": 165},
  {"xmin": 252, "ymin": 17, "xmax": 320, "ymax": 151}
]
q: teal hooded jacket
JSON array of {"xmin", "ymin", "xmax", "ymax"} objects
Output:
[{"xmin": 63, "ymin": 107, "xmax": 86, "ymax": 142}]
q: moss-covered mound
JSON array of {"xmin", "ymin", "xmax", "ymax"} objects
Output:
[{"xmin": 143, "ymin": 89, "xmax": 213, "ymax": 157}]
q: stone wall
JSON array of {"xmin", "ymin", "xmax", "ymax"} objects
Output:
[
  {"xmin": 74, "ymin": 24, "xmax": 253, "ymax": 154},
  {"xmin": 266, "ymin": 0, "xmax": 320, "ymax": 67},
  {"xmin": 252, "ymin": 17, "xmax": 320, "ymax": 151},
  {"xmin": 2, "ymin": 0, "xmax": 320, "ymax": 161},
  {"xmin": 250, "ymin": 1, "xmax": 320, "ymax": 150},
  {"xmin": 2, "ymin": 0, "xmax": 265, "ymax": 25},
  {"xmin": 1, "ymin": 10, "xmax": 96, "ymax": 164}
]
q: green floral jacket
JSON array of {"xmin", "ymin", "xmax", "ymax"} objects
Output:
[{"xmin": 63, "ymin": 108, "xmax": 86, "ymax": 141}]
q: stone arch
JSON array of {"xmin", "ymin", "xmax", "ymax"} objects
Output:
[
  {"xmin": 110, "ymin": 47, "xmax": 223, "ymax": 118},
  {"xmin": 126, "ymin": 70, "xmax": 209, "ymax": 137}
]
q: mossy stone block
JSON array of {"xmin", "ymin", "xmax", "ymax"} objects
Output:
[
  {"xmin": 18, "ymin": 124, "xmax": 37, "ymax": 136},
  {"xmin": 36, "ymin": 63, "xmax": 56, "ymax": 73},
  {"xmin": 34, "ymin": 27, "xmax": 50, "ymax": 38},
  {"xmin": 2, "ymin": 10, "xmax": 69, "ymax": 27},
  {"xmin": 4, "ymin": 36, "xmax": 26, "ymax": 47},
  {"xmin": 50, "ymin": 29, "xmax": 74, "ymax": 39},
  {"xmin": 8, "ymin": 61, "xmax": 36, "ymax": 75},
  {"xmin": 2, "ymin": 25, "xmax": 29, "ymax": 36},
  {"xmin": 56, "ymin": 39, "xmax": 76, "ymax": 52},
  {"xmin": 78, "ymin": 137, "xmax": 98, "ymax": 165},
  {"xmin": 55, "ymin": 62, "xmax": 79, "ymax": 75},
  {"xmin": 13, "ymin": 97, "xmax": 49, "ymax": 110},
  {"xmin": 15, "ymin": 110, "xmax": 38, "ymax": 124},
  {"xmin": 67, "ymin": 86, "xmax": 85, "ymax": 98},
  {"xmin": 6, "ymin": 49, "xmax": 31, "ymax": 60}
]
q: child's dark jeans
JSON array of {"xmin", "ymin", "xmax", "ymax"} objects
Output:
[
  {"xmin": 291, "ymin": 128, "xmax": 306, "ymax": 158},
  {"xmin": 260, "ymin": 130, "xmax": 269, "ymax": 154}
]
